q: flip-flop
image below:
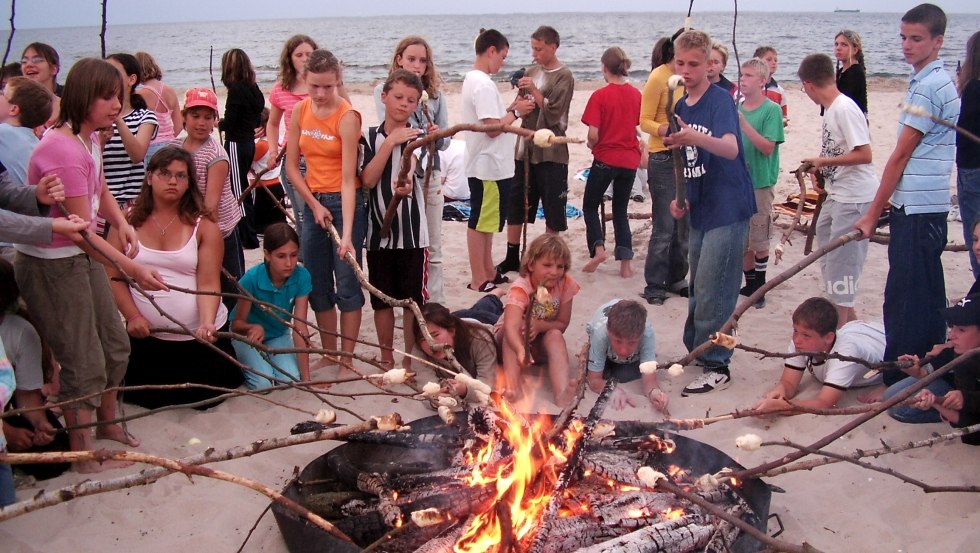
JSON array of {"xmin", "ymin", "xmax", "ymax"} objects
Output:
[
  {"xmin": 466, "ymin": 281, "xmax": 497, "ymax": 293},
  {"xmin": 492, "ymin": 271, "xmax": 510, "ymax": 285}
]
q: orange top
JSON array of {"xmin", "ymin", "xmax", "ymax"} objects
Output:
[{"xmin": 296, "ymin": 98, "xmax": 361, "ymax": 193}]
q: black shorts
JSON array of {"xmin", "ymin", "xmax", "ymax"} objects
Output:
[
  {"xmin": 506, "ymin": 160, "xmax": 568, "ymax": 231},
  {"xmin": 366, "ymin": 248, "xmax": 427, "ymax": 310},
  {"xmin": 468, "ymin": 177, "xmax": 512, "ymax": 232}
]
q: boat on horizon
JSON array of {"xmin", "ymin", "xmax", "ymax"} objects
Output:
[{"xmin": 834, "ymin": 8, "xmax": 861, "ymax": 12}]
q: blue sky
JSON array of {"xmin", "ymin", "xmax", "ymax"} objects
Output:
[{"xmin": 7, "ymin": 0, "xmax": 980, "ymax": 28}]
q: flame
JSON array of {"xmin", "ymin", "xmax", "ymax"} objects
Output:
[
  {"xmin": 667, "ymin": 465, "xmax": 689, "ymax": 480},
  {"xmin": 627, "ymin": 508, "xmax": 646, "ymax": 518},
  {"xmin": 662, "ymin": 507, "xmax": 685, "ymax": 520},
  {"xmin": 454, "ymin": 398, "xmax": 584, "ymax": 552}
]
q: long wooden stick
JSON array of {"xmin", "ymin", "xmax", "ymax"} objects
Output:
[
  {"xmin": 1, "ymin": 0, "xmax": 14, "ymax": 68},
  {"xmin": 775, "ymin": 163, "xmax": 811, "ymax": 265},
  {"xmin": 665, "ymin": 79, "xmax": 687, "ymax": 206},
  {"xmin": 0, "ymin": 418, "xmax": 379, "ymax": 521}
]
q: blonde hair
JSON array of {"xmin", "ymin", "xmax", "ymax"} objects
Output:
[
  {"xmin": 675, "ymin": 30, "xmax": 712, "ymax": 57},
  {"xmin": 711, "ymin": 41, "xmax": 729, "ymax": 66},
  {"xmin": 741, "ymin": 57, "xmax": 770, "ymax": 83},
  {"xmin": 519, "ymin": 234, "xmax": 572, "ymax": 277}
]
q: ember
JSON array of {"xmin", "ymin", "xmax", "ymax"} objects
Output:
[{"xmin": 274, "ymin": 393, "xmax": 771, "ymax": 553}]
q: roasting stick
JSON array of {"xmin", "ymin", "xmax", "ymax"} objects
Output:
[
  {"xmin": 379, "ymin": 123, "xmax": 582, "ymax": 237},
  {"xmin": 900, "ymin": 103, "xmax": 980, "ymax": 145},
  {"xmin": 775, "ymin": 162, "xmax": 813, "ymax": 264},
  {"xmin": 665, "ymin": 75, "xmax": 687, "ymax": 207}
]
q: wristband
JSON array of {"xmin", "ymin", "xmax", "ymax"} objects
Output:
[{"xmin": 512, "ymin": 109, "xmax": 520, "ymax": 119}]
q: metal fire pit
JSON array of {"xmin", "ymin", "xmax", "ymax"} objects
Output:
[{"xmin": 272, "ymin": 414, "xmax": 771, "ymax": 553}]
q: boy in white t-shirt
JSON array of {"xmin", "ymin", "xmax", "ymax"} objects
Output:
[
  {"xmin": 798, "ymin": 53, "xmax": 878, "ymax": 326},
  {"xmin": 753, "ymin": 297, "xmax": 884, "ymax": 413},
  {"xmin": 460, "ymin": 29, "xmax": 534, "ymax": 293}
]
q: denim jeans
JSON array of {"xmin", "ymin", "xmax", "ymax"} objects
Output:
[
  {"xmin": 883, "ymin": 375, "xmax": 954, "ymax": 424},
  {"xmin": 957, "ymin": 166, "xmax": 980, "ymax": 278},
  {"xmin": 281, "ymin": 155, "xmax": 307, "ymax": 240},
  {"xmin": 453, "ymin": 294, "xmax": 504, "ymax": 325},
  {"xmin": 0, "ymin": 462, "xmax": 14, "ymax": 507},
  {"xmin": 302, "ymin": 192, "xmax": 366, "ymax": 313},
  {"xmin": 643, "ymin": 151, "xmax": 689, "ymax": 299},
  {"xmin": 233, "ymin": 332, "xmax": 300, "ymax": 390},
  {"xmin": 882, "ymin": 208, "xmax": 948, "ymax": 385},
  {"xmin": 583, "ymin": 160, "xmax": 636, "ymax": 260},
  {"xmin": 683, "ymin": 219, "xmax": 749, "ymax": 370}
]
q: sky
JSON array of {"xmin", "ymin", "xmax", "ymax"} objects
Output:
[{"xmin": 5, "ymin": 0, "xmax": 980, "ymax": 28}]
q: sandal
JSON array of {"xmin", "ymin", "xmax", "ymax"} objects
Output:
[
  {"xmin": 466, "ymin": 281, "xmax": 497, "ymax": 293},
  {"xmin": 492, "ymin": 271, "xmax": 510, "ymax": 285}
]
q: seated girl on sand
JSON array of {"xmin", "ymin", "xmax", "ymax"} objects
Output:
[{"xmin": 496, "ymin": 234, "xmax": 580, "ymax": 406}]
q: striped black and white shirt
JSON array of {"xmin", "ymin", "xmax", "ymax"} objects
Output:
[
  {"xmin": 104, "ymin": 108, "xmax": 158, "ymax": 202},
  {"xmin": 362, "ymin": 125, "xmax": 429, "ymax": 251}
]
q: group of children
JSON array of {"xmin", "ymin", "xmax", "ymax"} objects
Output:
[{"xmin": 1, "ymin": 2, "xmax": 979, "ymax": 508}]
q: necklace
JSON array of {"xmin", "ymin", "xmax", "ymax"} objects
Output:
[{"xmin": 150, "ymin": 213, "xmax": 179, "ymax": 236}]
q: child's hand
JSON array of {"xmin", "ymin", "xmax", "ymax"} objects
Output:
[
  {"xmin": 669, "ymin": 199, "xmax": 689, "ymax": 220},
  {"xmin": 389, "ymin": 126, "xmax": 421, "ymax": 145},
  {"xmin": 126, "ymin": 315, "xmax": 151, "ymax": 338},
  {"xmin": 761, "ymin": 384, "xmax": 788, "ymax": 401},
  {"xmin": 132, "ymin": 264, "xmax": 168, "ymax": 292},
  {"xmin": 5, "ymin": 424, "xmax": 35, "ymax": 451},
  {"xmin": 195, "ymin": 322, "xmax": 218, "ymax": 343},
  {"xmin": 751, "ymin": 397, "xmax": 791, "ymax": 413},
  {"xmin": 648, "ymin": 388, "xmax": 669, "ymax": 413},
  {"xmin": 517, "ymin": 76, "xmax": 538, "ymax": 95},
  {"xmin": 338, "ymin": 236, "xmax": 355, "ymax": 260},
  {"xmin": 663, "ymin": 115, "xmax": 699, "ymax": 148},
  {"xmin": 119, "ymin": 223, "xmax": 142, "ymax": 259},
  {"xmin": 898, "ymin": 354, "xmax": 923, "ymax": 377},
  {"xmin": 941, "ymin": 390, "xmax": 964, "ymax": 411},
  {"xmin": 245, "ymin": 324, "xmax": 265, "ymax": 344},
  {"xmin": 910, "ymin": 389, "xmax": 936, "ymax": 411},
  {"xmin": 427, "ymin": 123, "xmax": 439, "ymax": 135},
  {"xmin": 35, "ymin": 174, "xmax": 64, "ymax": 205},
  {"xmin": 311, "ymin": 203, "xmax": 333, "ymax": 228},
  {"xmin": 394, "ymin": 177, "xmax": 414, "ymax": 198},
  {"xmin": 927, "ymin": 342, "xmax": 953, "ymax": 358},
  {"xmin": 511, "ymin": 96, "xmax": 535, "ymax": 118},
  {"xmin": 610, "ymin": 387, "xmax": 637, "ymax": 410},
  {"xmin": 518, "ymin": 345, "xmax": 533, "ymax": 369},
  {"xmin": 51, "ymin": 215, "xmax": 89, "ymax": 240}
]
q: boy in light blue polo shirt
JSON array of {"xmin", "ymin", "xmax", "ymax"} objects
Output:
[{"xmin": 854, "ymin": 3, "xmax": 960, "ymax": 396}]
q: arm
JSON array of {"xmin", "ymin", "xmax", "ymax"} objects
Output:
[
  {"xmin": 266, "ymin": 103, "xmax": 285, "ymax": 165},
  {"xmin": 360, "ymin": 127, "xmax": 421, "ymax": 188},
  {"xmin": 337, "ymin": 111, "xmax": 362, "ymax": 258},
  {"xmin": 639, "ymin": 70, "xmax": 670, "ymax": 138},
  {"xmin": 291, "ymin": 295, "xmax": 311, "ymax": 381},
  {"xmin": 854, "ymin": 124, "xmax": 923, "ymax": 239},
  {"xmin": 203, "ymin": 159, "xmax": 229, "ymax": 216},
  {"xmin": 519, "ymin": 69, "xmax": 573, "ymax": 129},
  {"xmin": 586, "ymin": 125, "xmax": 599, "ymax": 150},
  {"xmin": 114, "ymin": 112, "xmax": 157, "ymax": 163},
  {"xmin": 502, "ymin": 297, "xmax": 530, "ymax": 362},
  {"xmin": 194, "ymin": 218, "xmax": 223, "ymax": 342},
  {"xmin": 667, "ymin": 115, "xmax": 740, "ymax": 160},
  {"xmin": 165, "ymin": 85, "xmax": 183, "ymax": 134},
  {"xmin": 105, "ymin": 223, "xmax": 153, "ymax": 337},
  {"xmin": 803, "ymin": 143, "xmax": 872, "ymax": 169}
]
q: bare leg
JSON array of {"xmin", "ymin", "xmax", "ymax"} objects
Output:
[
  {"xmin": 583, "ymin": 245, "xmax": 607, "ymax": 273},
  {"xmin": 620, "ymin": 259, "xmax": 634, "ymax": 278},
  {"xmin": 95, "ymin": 390, "xmax": 140, "ymax": 447},
  {"xmin": 402, "ymin": 307, "xmax": 416, "ymax": 369},
  {"xmin": 499, "ymin": 335, "xmax": 523, "ymax": 402},
  {"xmin": 374, "ymin": 307, "xmax": 396, "ymax": 367},
  {"xmin": 65, "ymin": 407, "xmax": 132, "ymax": 473},
  {"xmin": 467, "ymin": 228, "xmax": 488, "ymax": 289},
  {"xmin": 480, "ymin": 232, "xmax": 495, "ymax": 285},
  {"xmin": 743, "ymin": 251, "xmax": 755, "ymax": 272},
  {"xmin": 541, "ymin": 329, "xmax": 573, "ymax": 406},
  {"xmin": 312, "ymin": 308, "xmax": 339, "ymax": 369},
  {"xmin": 339, "ymin": 308, "xmax": 362, "ymax": 357}
]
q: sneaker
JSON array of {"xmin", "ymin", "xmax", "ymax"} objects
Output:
[
  {"xmin": 681, "ymin": 370, "xmax": 732, "ymax": 396},
  {"xmin": 645, "ymin": 295, "xmax": 666, "ymax": 306},
  {"xmin": 631, "ymin": 195, "xmax": 645, "ymax": 202}
]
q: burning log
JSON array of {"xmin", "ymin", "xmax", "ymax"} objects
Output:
[
  {"xmin": 574, "ymin": 515, "xmax": 714, "ymax": 553},
  {"xmin": 289, "ymin": 420, "xmax": 463, "ymax": 450}
]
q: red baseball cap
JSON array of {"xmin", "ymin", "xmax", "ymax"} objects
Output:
[{"xmin": 184, "ymin": 87, "xmax": 218, "ymax": 114}]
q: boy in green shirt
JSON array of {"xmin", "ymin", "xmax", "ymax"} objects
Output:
[{"xmin": 737, "ymin": 57, "xmax": 784, "ymax": 307}]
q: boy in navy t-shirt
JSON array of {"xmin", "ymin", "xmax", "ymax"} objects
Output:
[{"xmin": 666, "ymin": 30, "xmax": 756, "ymax": 395}]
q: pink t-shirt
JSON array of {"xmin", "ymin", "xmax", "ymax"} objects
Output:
[
  {"xmin": 504, "ymin": 274, "xmax": 581, "ymax": 322},
  {"xmin": 582, "ymin": 82, "xmax": 642, "ymax": 170},
  {"xmin": 26, "ymin": 131, "xmax": 102, "ymax": 250},
  {"xmin": 269, "ymin": 81, "xmax": 308, "ymax": 147}
]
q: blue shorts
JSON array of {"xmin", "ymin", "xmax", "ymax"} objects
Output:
[{"xmin": 301, "ymin": 192, "xmax": 366, "ymax": 312}]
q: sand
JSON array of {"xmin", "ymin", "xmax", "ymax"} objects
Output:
[{"xmin": 2, "ymin": 79, "xmax": 978, "ymax": 552}]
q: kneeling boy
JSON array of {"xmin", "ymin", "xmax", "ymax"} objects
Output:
[
  {"xmin": 586, "ymin": 299, "xmax": 668, "ymax": 412},
  {"xmin": 753, "ymin": 297, "xmax": 883, "ymax": 413}
]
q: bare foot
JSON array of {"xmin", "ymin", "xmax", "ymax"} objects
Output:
[
  {"xmin": 312, "ymin": 355, "xmax": 339, "ymax": 370},
  {"xmin": 583, "ymin": 251, "xmax": 607, "ymax": 273},
  {"xmin": 620, "ymin": 261, "xmax": 634, "ymax": 278},
  {"xmin": 73, "ymin": 459, "xmax": 134, "ymax": 473},
  {"xmin": 857, "ymin": 385, "xmax": 886, "ymax": 404},
  {"xmin": 96, "ymin": 424, "xmax": 141, "ymax": 448}
]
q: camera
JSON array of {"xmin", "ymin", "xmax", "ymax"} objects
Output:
[{"xmin": 509, "ymin": 67, "xmax": 526, "ymax": 88}]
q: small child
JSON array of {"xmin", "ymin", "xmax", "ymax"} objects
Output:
[
  {"xmin": 172, "ymin": 87, "xmax": 244, "ymax": 308},
  {"xmin": 753, "ymin": 297, "xmax": 884, "ymax": 413},
  {"xmin": 585, "ymin": 298, "xmax": 668, "ymax": 412},
  {"xmin": 497, "ymin": 234, "xmax": 580, "ymax": 406},
  {"xmin": 753, "ymin": 46, "xmax": 788, "ymax": 124},
  {"xmin": 901, "ymin": 294, "xmax": 980, "ymax": 445},
  {"xmin": 0, "ymin": 76, "xmax": 52, "ymax": 183},
  {"xmin": 798, "ymin": 53, "xmax": 878, "ymax": 325},
  {"xmin": 103, "ymin": 53, "xmax": 158, "ymax": 207},
  {"xmin": 737, "ymin": 57, "xmax": 784, "ymax": 308},
  {"xmin": 232, "ymin": 223, "xmax": 312, "ymax": 390},
  {"xmin": 361, "ymin": 69, "xmax": 432, "ymax": 369}
]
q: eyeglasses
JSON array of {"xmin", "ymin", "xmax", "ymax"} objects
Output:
[
  {"xmin": 156, "ymin": 169, "xmax": 189, "ymax": 182},
  {"xmin": 20, "ymin": 55, "xmax": 46, "ymax": 65}
]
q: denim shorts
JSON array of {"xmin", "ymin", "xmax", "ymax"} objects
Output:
[{"xmin": 301, "ymin": 191, "xmax": 366, "ymax": 313}]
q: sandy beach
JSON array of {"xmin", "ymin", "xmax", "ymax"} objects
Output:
[{"xmin": 2, "ymin": 78, "xmax": 978, "ymax": 553}]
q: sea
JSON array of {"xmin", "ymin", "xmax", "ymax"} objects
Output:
[{"xmin": 3, "ymin": 10, "xmax": 978, "ymax": 90}]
